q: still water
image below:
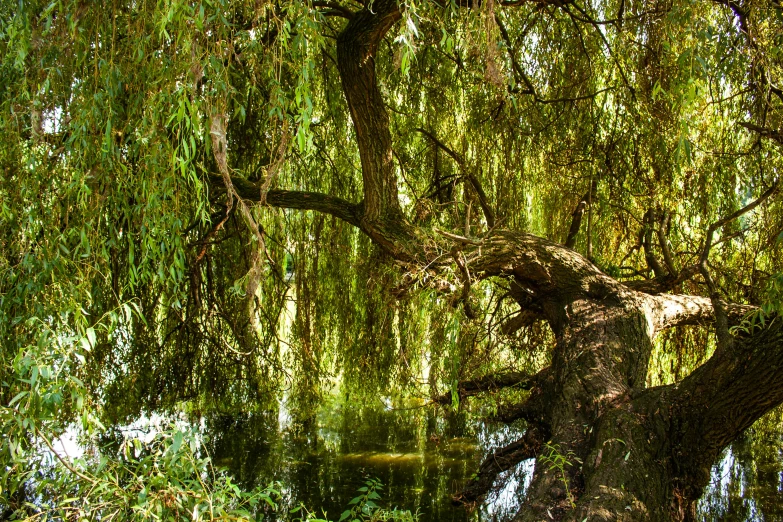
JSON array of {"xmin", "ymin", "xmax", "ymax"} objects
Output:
[
  {"xmin": 193, "ymin": 397, "xmax": 783, "ymax": 521},
  {"xmin": 203, "ymin": 397, "xmax": 527, "ymax": 521}
]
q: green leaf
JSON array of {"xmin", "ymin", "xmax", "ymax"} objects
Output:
[{"xmin": 86, "ymin": 327, "xmax": 96, "ymax": 350}]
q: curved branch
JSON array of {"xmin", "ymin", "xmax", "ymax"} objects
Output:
[
  {"xmin": 661, "ymin": 318, "xmax": 783, "ymax": 501},
  {"xmin": 337, "ymin": 0, "xmax": 403, "ymax": 224},
  {"xmin": 699, "ymin": 178, "xmax": 779, "ymax": 348},
  {"xmin": 207, "ymin": 173, "xmax": 362, "ymax": 227},
  {"xmin": 453, "ymin": 427, "xmax": 543, "ymax": 506}
]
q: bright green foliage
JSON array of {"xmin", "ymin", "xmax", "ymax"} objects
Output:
[
  {"xmin": 2, "ymin": 420, "xmax": 281, "ymax": 520},
  {"xmin": 332, "ymin": 479, "xmax": 417, "ymax": 522}
]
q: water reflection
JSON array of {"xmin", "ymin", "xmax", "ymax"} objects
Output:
[
  {"xmin": 203, "ymin": 400, "xmax": 783, "ymax": 522},
  {"xmin": 55, "ymin": 399, "xmax": 783, "ymax": 521},
  {"xmin": 204, "ymin": 398, "xmax": 515, "ymax": 521},
  {"xmin": 698, "ymin": 427, "xmax": 783, "ymax": 521}
]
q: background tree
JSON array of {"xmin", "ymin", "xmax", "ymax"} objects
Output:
[{"xmin": 1, "ymin": 0, "xmax": 783, "ymax": 519}]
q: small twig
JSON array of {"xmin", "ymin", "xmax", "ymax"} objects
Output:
[
  {"xmin": 435, "ymin": 227, "xmax": 482, "ymax": 245},
  {"xmin": 36, "ymin": 426, "xmax": 99, "ymax": 486}
]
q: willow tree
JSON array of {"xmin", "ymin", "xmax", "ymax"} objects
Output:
[{"xmin": 2, "ymin": 0, "xmax": 783, "ymax": 519}]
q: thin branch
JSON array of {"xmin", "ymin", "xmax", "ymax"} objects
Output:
[
  {"xmin": 496, "ymin": 13, "xmax": 614, "ymax": 104},
  {"xmin": 642, "ymin": 209, "xmax": 667, "ymax": 280},
  {"xmin": 565, "ymin": 182, "xmax": 597, "ymax": 249},
  {"xmin": 207, "ymin": 173, "xmax": 362, "ymax": 227},
  {"xmin": 699, "ymin": 178, "xmax": 779, "ymax": 348},
  {"xmin": 565, "ymin": 3, "xmax": 634, "ymax": 96},
  {"xmin": 415, "ymin": 127, "xmax": 465, "ymax": 166},
  {"xmin": 466, "ymin": 173, "xmax": 496, "ymax": 229},
  {"xmin": 739, "ymin": 122, "xmax": 783, "ymax": 146},
  {"xmin": 435, "ymin": 227, "xmax": 483, "ymax": 245},
  {"xmin": 415, "ymin": 129, "xmax": 496, "ymax": 227},
  {"xmin": 259, "ymin": 120, "xmax": 291, "ymax": 205},
  {"xmin": 36, "ymin": 426, "xmax": 99, "ymax": 486}
]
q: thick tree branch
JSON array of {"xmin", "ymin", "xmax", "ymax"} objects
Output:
[
  {"xmin": 433, "ymin": 370, "xmax": 538, "ymax": 405},
  {"xmin": 662, "ymin": 319, "xmax": 783, "ymax": 504},
  {"xmin": 337, "ymin": 0, "xmax": 403, "ymax": 224},
  {"xmin": 644, "ymin": 293, "xmax": 755, "ymax": 335},
  {"xmin": 207, "ymin": 173, "xmax": 362, "ymax": 227}
]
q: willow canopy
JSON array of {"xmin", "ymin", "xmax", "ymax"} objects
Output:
[{"xmin": 1, "ymin": 0, "xmax": 783, "ymax": 518}]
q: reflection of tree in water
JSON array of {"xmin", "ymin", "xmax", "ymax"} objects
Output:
[
  {"xmin": 699, "ymin": 415, "xmax": 783, "ymax": 522},
  {"xmin": 201, "ymin": 399, "xmax": 487, "ymax": 522}
]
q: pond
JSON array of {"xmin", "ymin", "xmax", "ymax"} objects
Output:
[
  {"xmin": 40, "ymin": 393, "xmax": 783, "ymax": 521},
  {"xmin": 176, "ymin": 397, "xmax": 783, "ymax": 521},
  {"xmin": 202, "ymin": 397, "xmax": 528, "ymax": 521}
]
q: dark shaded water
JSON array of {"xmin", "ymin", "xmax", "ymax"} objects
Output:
[
  {"xmin": 199, "ymin": 397, "xmax": 783, "ymax": 521},
  {"xmin": 204, "ymin": 398, "xmax": 527, "ymax": 521}
]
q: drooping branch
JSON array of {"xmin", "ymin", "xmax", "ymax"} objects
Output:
[{"xmin": 496, "ymin": 13, "xmax": 614, "ymax": 104}]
